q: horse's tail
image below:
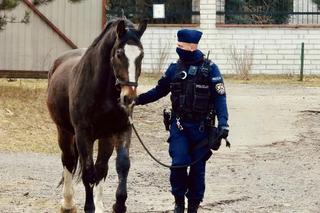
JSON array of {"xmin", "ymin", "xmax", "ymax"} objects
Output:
[
  {"xmin": 48, "ymin": 58, "xmax": 61, "ymax": 81},
  {"xmin": 57, "ymin": 141, "xmax": 80, "ymax": 188},
  {"xmin": 74, "ymin": 141, "xmax": 82, "ymax": 183}
]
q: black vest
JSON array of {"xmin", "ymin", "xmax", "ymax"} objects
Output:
[{"xmin": 170, "ymin": 59, "xmax": 212, "ymax": 121}]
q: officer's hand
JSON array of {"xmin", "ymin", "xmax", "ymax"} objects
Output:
[
  {"xmin": 218, "ymin": 126, "xmax": 229, "ymax": 139},
  {"xmin": 133, "ymin": 97, "xmax": 140, "ymax": 106}
]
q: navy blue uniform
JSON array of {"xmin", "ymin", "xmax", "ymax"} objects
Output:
[{"xmin": 136, "ymin": 60, "xmax": 229, "ymax": 202}]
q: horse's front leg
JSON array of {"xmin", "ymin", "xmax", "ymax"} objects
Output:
[
  {"xmin": 75, "ymin": 129, "xmax": 96, "ymax": 213},
  {"xmin": 113, "ymin": 128, "xmax": 132, "ymax": 213}
]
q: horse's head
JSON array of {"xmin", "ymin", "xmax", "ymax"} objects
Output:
[{"xmin": 111, "ymin": 19, "xmax": 147, "ymax": 107}]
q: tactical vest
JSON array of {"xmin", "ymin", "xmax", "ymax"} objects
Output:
[{"xmin": 170, "ymin": 59, "xmax": 212, "ymax": 121}]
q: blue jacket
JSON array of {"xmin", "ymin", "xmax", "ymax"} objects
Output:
[{"xmin": 137, "ymin": 61, "xmax": 229, "ymax": 127}]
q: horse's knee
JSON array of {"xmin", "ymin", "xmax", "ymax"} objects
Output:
[
  {"xmin": 82, "ymin": 164, "xmax": 96, "ymax": 185},
  {"xmin": 95, "ymin": 162, "xmax": 109, "ymax": 182}
]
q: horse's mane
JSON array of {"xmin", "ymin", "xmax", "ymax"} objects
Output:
[{"xmin": 88, "ymin": 18, "xmax": 135, "ymax": 49}]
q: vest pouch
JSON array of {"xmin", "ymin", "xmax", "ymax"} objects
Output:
[
  {"xmin": 193, "ymin": 84, "xmax": 210, "ymax": 112},
  {"xmin": 170, "ymin": 82, "xmax": 183, "ymax": 112},
  {"xmin": 170, "ymin": 82, "xmax": 182, "ymax": 95},
  {"xmin": 179, "ymin": 95, "xmax": 186, "ymax": 108}
]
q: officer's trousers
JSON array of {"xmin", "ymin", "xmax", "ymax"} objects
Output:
[{"xmin": 168, "ymin": 119, "xmax": 211, "ymax": 202}]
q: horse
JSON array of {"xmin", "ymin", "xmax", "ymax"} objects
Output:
[{"xmin": 46, "ymin": 18, "xmax": 147, "ymax": 213}]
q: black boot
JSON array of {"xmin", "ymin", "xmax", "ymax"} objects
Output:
[
  {"xmin": 174, "ymin": 197, "xmax": 185, "ymax": 213},
  {"xmin": 187, "ymin": 200, "xmax": 200, "ymax": 213}
]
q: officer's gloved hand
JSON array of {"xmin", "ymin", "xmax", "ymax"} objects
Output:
[
  {"xmin": 218, "ymin": 126, "xmax": 229, "ymax": 139},
  {"xmin": 133, "ymin": 96, "xmax": 140, "ymax": 106}
]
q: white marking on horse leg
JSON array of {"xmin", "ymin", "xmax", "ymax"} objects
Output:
[
  {"xmin": 124, "ymin": 44, "xmax": 141, "ymax": 83},
  {"xmin": 94, "ymin": 183, "xmax": 104, "ymax": 213},
  {"xmin": 61, "ymin": 167, "xmax": 75, "ymax": 210}
]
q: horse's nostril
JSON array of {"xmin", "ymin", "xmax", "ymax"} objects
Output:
[{"xmin": 123, "ymin": 95, "xmax": 130, "ymax": 105}]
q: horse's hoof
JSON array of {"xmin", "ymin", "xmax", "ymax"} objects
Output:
[
  {"xmin": 60, "ymin": 206, "xmax": 77, "ymax": 213},
  {"xmin": 112, "ymin": 203, "xmax": 127, "ymax": 213}
]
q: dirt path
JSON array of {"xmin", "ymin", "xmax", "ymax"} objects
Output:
[{"xmin": 0, "ymin": 83, "xmax": 320, "ymax": 213}]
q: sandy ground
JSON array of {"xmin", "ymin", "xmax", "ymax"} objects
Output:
[{"xmin": 0, "ymin": 82, "xmax": 320, "ymax": 213}]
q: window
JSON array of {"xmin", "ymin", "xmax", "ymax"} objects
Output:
[
  {"xmin": 217, "ymin": 0, "xmax": 320, "ymax": 25},
  {"xmin": 106, "ymin": 0, "xmax": 200, "ymax": 24}
]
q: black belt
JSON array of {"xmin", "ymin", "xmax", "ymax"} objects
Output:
[{"xmin": 174, "ymin": 111, "xmax": 207, "ymax": 122}]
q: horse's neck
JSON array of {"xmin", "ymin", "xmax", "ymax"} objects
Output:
[{"xmin": 84, "ymin": 33, "xmax": 117, "ymax": 97}]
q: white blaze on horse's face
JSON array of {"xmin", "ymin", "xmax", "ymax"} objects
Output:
[
  {"xmin": 124, "ymin": 44, "xmax": 142, "ymax": 84},
  {"xmin": 118, "ymin": 44, "xmax": 142, "ymax": 108}
]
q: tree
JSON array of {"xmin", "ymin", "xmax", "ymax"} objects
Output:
[
  {"xmin": 312, "ymin": 0, "xmax": 320, "ymax": 10},
  {"xmin": 0, "ymin": 0, "xmax": 83, "ymax": 31},
  {"xmin": 0, "ymin": 0, "xmax": 30, "ymax": 30}
]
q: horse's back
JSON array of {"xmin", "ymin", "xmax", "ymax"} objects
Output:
[
  {"xmin": 48, "ymin": 48, "xmax": 87, "ymax": 80},
  {"xmin": 47, "ymin": 48, "xmax": 87, "ymax": 133}
]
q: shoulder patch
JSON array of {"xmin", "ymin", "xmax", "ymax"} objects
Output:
[
  {"xmin": 215, "ymin": 83, "xmax": 226, "ymax": 95},
  {"xmin": 211, "ymin": 76, "xmax": 222, "ymax": 82}
]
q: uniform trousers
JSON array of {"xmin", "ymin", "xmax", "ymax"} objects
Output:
[{"xmin": 168, "ymin": 118, "xmax": 211, "ymax": 202}]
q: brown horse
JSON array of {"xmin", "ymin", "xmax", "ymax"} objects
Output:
[{"xmin": 47, "ymin": 18, "xmax": 147, "ymax": 213}]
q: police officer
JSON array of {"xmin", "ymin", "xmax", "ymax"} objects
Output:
[{"xmin": 135, "ymin": 29, "xmax": 229, "ymax": 213}]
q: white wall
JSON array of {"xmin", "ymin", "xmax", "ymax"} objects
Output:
[
  {"xmin": 0, "ymin": 2, "xmax": 70, "ymax": 71},
  {"xmin": 37, "ymin": 0, "xmax": 102, "ymax": 48},
  {"xmin": 0, "ymin": 0, "xmax": 102, "ymax": 71},
  {"xmin": 141, "ymin": 0, "xmax": 320, "ymax": 75}
]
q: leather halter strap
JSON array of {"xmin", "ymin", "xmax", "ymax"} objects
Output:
[{"xmin": 115, "ymin": 78, "xmax": 138, "ymax": 87}]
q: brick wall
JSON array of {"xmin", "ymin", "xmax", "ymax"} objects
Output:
[{"xmin": 141, "ymin": 0, "xmax": 320, "ymax": 75}]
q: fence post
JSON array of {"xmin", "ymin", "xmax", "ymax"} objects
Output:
[{"xmin": 300, "ymin": 42, "xmax": 305, "ymax": 81}]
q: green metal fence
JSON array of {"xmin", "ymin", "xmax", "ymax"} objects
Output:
[
  {"xmin": 106, "ymin": 0, "xmax": 200, "ymax": 24},
  {"xmin": 217, "ymin": 0, "xmax": 320, "ymax": 25}
]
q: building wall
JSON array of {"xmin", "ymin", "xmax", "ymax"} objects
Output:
[
  {"xmin": 0, "ymin": 0, "xmax": 102, "ymax": 71},
  {"xmin": 37, "ymin": 0, "xmax": 102, "ymax": 48},
  {"xmin": 141, "ymin": 0, "xmax": 320, "ymax": 75},
  {"xmin": 1, "ymin": 0, "xmax": 319, "ymax": 75},
  {"xmin": 0, "ymin": 2, "xmax": 70, "ymax": 71}
]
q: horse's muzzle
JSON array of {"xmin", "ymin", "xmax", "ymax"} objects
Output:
[{"xmin": 120, "ymin": 85, "xmax": 137, "ymax": 106}]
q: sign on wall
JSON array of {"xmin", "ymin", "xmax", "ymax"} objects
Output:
[{"xmin": 153, "ymin": 4, "xmax": 165, "ymax": 19}]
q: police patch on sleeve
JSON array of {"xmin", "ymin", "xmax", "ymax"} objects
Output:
[
  {"xmin": 215, "ymin": 83, "xmax": 226, "ymax": 95},
  {"xmin": 211, "ymin": 76, "xmax": 222, "ymax": 82}
]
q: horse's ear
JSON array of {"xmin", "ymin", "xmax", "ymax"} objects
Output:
[
  {"xmin": 116, "ymin": 20, "xmax": 126, "ymax": 38},
  {"xmin": 137, "ymin": 19, "xmax": 148, "ymax": 39}
]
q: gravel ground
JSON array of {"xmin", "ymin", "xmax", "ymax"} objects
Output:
[{"xmin": 0, "ymin": 82, "xmax": 319, "ymax": 213}]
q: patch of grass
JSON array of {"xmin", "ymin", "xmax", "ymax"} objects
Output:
[
  {"xmin": 224, "ymin": 74, "xmax": 320, "ymax": 87},
  {"xmin": 139, "ymin": 72, "xmax": 163, "ymax": 85},
  {"xmin": 0, "ymin": 79, "xmax": 59, "ymax": 153}
]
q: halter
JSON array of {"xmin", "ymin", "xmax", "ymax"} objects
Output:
[{"xmin": 115, "ymin": 78, "xmax": 138, "ymax": 87}]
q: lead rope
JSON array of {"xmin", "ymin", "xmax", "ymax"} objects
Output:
[{"xmin": 129, "ymin": 116, "xmax": 213, "ymax": 169}]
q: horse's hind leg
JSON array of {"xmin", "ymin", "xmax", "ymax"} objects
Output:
[
  {"xmin": 113, "ymin": 130, "xmax": 132, "ymax": 213},
  {"xmin": 74, "ymin": 128, "xmax": 96, "ymax": 213},
  {"xmin": 94, "ymin": 138, "xmax": 114, "ymax": 213},
  {"xmin": 58, "ymin": 127, "xmax": 78, "ymax": 213}
]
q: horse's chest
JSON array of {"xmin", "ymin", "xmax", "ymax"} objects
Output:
[{"xmin": 91, "ymin": 105, "xmax": 129, "ymax": 137}]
